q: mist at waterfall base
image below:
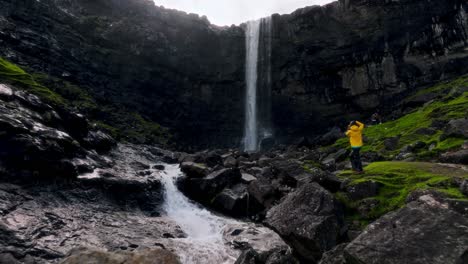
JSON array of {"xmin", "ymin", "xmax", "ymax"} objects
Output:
[{"xmin": 243, "ymin": 17, "xmax": 273, "ymax": 152}]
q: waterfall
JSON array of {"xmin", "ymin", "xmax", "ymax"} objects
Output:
[{"xmin": 243, "ymin": 17, "xmax": 273, "ymax": 152}]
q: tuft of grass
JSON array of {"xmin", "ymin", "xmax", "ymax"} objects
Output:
[
  {"xmin": 0, "ymin": 57, "xmax": 65, "ymax": 106},
  {"xmin": 336, "ymin": 162, "xmax": 468, "ymax": 224}
]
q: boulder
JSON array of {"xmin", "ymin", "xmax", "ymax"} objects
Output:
[
  {"xmin": 265, "ymin": 182, "xmax": 344, "ymax": 262},
  {"xmin": 323, "ymin": 149, "xmax": 349, "ymax": 163},
  {"xmin": 345, "ymin": 181, "xmax": 380, "ymax": 201},
  {"xmin": 60, "ymin": 247, "xmax": 181, "ymax": 264},
  {"xmin": 179, "ymin": 168, "xmax": 241, "ymax": 203},
  {"xmin": 443, "ymin": 118, "xmax": 468, "ymax": 138},
  {"xmin": 212, "ymin": 184, "xmax": 250, "ymax": 217},
  {"xmin": 247, "ymin": 177, "xmax": 283, "ymax": 212},
  {"xmin": 204, "ymin": 151, "xmax": 223, "ymax": 167},
  {"xmin": 344, "ymin": 195, "xmax": 468, "ymax": 264},
  {"xmin": 180, "ymin": 162, "xmax": 209, "ymax": 178},
  {"xmin": 83, "ymin": 130, "xmax": 116, "ymax": 153},
  {"xmin": 440, "ymin": 149, "xmax": 468, "ymax": 165},
  {"xmin": 241, "ymin": 173, "xmax": 257, "ymax": 184},
  {"xmin": 308, "ymin": 168, "xmax": 343, "ymax": 193},
  {"xmin": 318, "ymin": 244, "xmax": 347, "ymax": 264},
  {"xmin": 223, "ymin": 155, "xmax": 238, "ymax": 168}
]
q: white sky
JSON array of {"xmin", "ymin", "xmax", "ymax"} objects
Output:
[{"xmin": 153, "ymin": 0, "xmax": 336, "ymax": 26}]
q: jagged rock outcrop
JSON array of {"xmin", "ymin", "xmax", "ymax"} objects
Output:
[
  {"xmin": 0, "ymin": 83, "xmax": 115, "ymax": 181},
  {"xmin": 344, "ymin": 194, "xmax": 468, "ymax": 264},
  {"xmin": 0, "ymin": 0, "xmax": 466, "ymax": 148},
  {"xmin": 265, "ymin": 182, "xmax": 345, "ymax": 263}
]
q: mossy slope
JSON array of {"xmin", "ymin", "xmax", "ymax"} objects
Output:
[
  {"xmin": 0, "ymin": 57, "xmax": 170, "ymax": 145},
  {"xmin": 333, "ymin": 75, "xmax": 468, "ymax": 159},
  {"xmin": 336, "ymin": 162, "xmax": 468, "ymax": 224}
]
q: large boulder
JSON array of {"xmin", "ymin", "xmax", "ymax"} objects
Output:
[
  {"xmin": 443, "ymin": 118, "xmax": 468, "ymax": 138},
  {"xmin": 212, "ymin": 184, "xmax": 250, "ymax": 217},
  {"xmin": 179, "ymin": 168, "xmax": 242, "ymax": 203},
  {"xmin": 265, "ymin": 182, "xmax": 344, "ymax": 263},
  {"xmin": 180, "ymin": 162, "xmax": 209, "ymax": 178},
  {"xmin": 344, "ymin": 195, "xmax": 468, "ymax": 264}
]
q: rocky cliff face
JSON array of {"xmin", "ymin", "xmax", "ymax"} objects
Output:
[{"xmin": 0, "ymin": 0, "xmax": 467, "ymax": 148}]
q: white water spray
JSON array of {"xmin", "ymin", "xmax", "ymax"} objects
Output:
[{"xmin": 160, "ymin": 165, "xmax": 239, "ymax": 264}]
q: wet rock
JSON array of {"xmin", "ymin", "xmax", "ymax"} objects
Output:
[
  {"xmin": 153, "ymin": 165, "xmax": 165, "ymax": 170},
  {"xmin": 247, "ymin": 177, "xmax": 281, "ymax": 212},
  {"xmin": 460, "ymin": 179, "xmax": 468, "ymax": 196},
  {"xmin": 265, "ymin": 182, "xmax": 344, "ymax": 262},
  {"xmin": 224, "ymin": 155, "xmax": 238, "ymax": 168},
  {"xmin": 60, "ymin": 247, "xmax": 181, "ymax": 264},
  {"xmin": 212, "ymin": 184, "xmax": 250, "ymax": 217},
  {"xmin": 204, "ymin": 151, "xmax": 223, "ymax": 167},
  {"xmin": 308, "ymin": 168, "xmax": 343, "ymax": 193},
  {"xmin": 225, "ymin": 224, "xmax": 297, "ymax": 264},
  {"xmin": 241, "ymin": 173, "xmax": 257, "ymax": 184},
  {"xmin": 323, "ymin": 149, "xmax": 349, "ymax": 163},
  {"xmin": 344, "ymin": 195, "xmax": 468, "ymax": 264},
  {"xmin": 318, "ymin": 244, "xmax": 347, "ymax": 264},
  {"xmin": 129, "ymin": 161, "xmax": 150, "ymax": 171},
  {"xmin": 179, "ymin": 168, "xmax": 242, "ymax": 203},
  {"xmin": 440, "ymin": 149, "xmax": 468, "ymax": 165},
  {"xmin": 180, "ymin": 162, "xmax": 209, "ymax": 178},
  {"xmin": 443, "ymin": 118, "xmax": 468, "ymax": 138},
  {"xmin": 345, "ymin": 181, "xmax": 380, "ymax": 201},
  {"xmin": 83, "ymin": 130, "xmax": 116, "ymax": 153}
]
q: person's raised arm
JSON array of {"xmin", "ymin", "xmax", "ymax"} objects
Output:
[{"xmin": 356, "ymin": 121, "xmax": 365, "ymax": 130}]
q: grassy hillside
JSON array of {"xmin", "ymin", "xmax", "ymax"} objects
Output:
[
  {"xmin": 0, "ymin": 57, "xmax": 170, "ymax": 145},
  {"xmin": 332, "ymin": 75, "xmax": 468, "ymax": 160},
  {"xmin": 336, "ymin": 162, "xmax": 468, "ymax": 225}
]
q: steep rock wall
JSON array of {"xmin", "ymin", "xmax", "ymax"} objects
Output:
[{"xmin": 0, "ymin": 0, "xmax": 467, "ymax": 148}]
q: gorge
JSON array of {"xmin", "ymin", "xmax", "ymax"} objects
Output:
[{"xmin": 0, "ymin": 0, "xmax": 467, "ymax": 264}]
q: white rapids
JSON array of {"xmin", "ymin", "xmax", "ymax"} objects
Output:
[{"xmin": 160, "ymin": 164, "xmax": 240, "ymax": 264}]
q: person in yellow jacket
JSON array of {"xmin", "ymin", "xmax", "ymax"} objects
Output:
[{"xmin": 345, "ymin": 121, "xmax": 365, "ymax": 173}]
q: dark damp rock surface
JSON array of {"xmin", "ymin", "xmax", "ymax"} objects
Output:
[
  {"xmin": 1, "ymin": 0, "xmax": 467, "ymax": 148},
  {"xmin": 264, "ymin": 182, "xmax": 345, "ymax": 263},
  {"xmin": 0, "ymin": 144, "xmax": 184, "ymax": 264},
  {"xmin": 0, "ymin": 83, "xmax": 116, "ymax": 182},
  {"xmin": 344, "ymin": 195, "xmax": 468, "ymax": 264}
]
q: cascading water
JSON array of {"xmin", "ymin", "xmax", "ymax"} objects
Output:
[
  {"xmin": 244, "ymin": 19, "xmax": 261, "ymax": 152},
  {"xmin": 159, "ymin": 164, "xmax": 239, "ymax": 264},
  {"xmin": 243, "ymin": 17, "xmax": 273, "ymax": 152}
]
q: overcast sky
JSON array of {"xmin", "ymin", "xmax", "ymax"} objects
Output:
[{"xmin": 153, "ymin": 0, "xmax": 336, "ymax": 26}]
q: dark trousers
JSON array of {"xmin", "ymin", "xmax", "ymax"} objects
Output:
[{"xmin": 350, "ymin": 147, "xmax": 363, "ymax": 172}]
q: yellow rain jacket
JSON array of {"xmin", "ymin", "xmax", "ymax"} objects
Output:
[{"xmin": 346, "ymin": 121, "xmax": 365, "ymax": 147}]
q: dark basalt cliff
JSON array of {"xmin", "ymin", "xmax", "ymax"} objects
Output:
[{"xmin": 0, "ymin": 0, "xmax": 467, "ymax": 148}]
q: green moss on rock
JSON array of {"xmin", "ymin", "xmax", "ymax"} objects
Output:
[{"xmin": 336, "ymin": 162, "xmax": 468, "ymax": 223}]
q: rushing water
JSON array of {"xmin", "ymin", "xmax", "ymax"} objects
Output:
[
  {"xmin": 160, "ymin": 164, "xmax": 240, "ymax": 264},
  {"xmin": 244, "ymin": 17, "xmax": 273, "ymax": 152}
]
